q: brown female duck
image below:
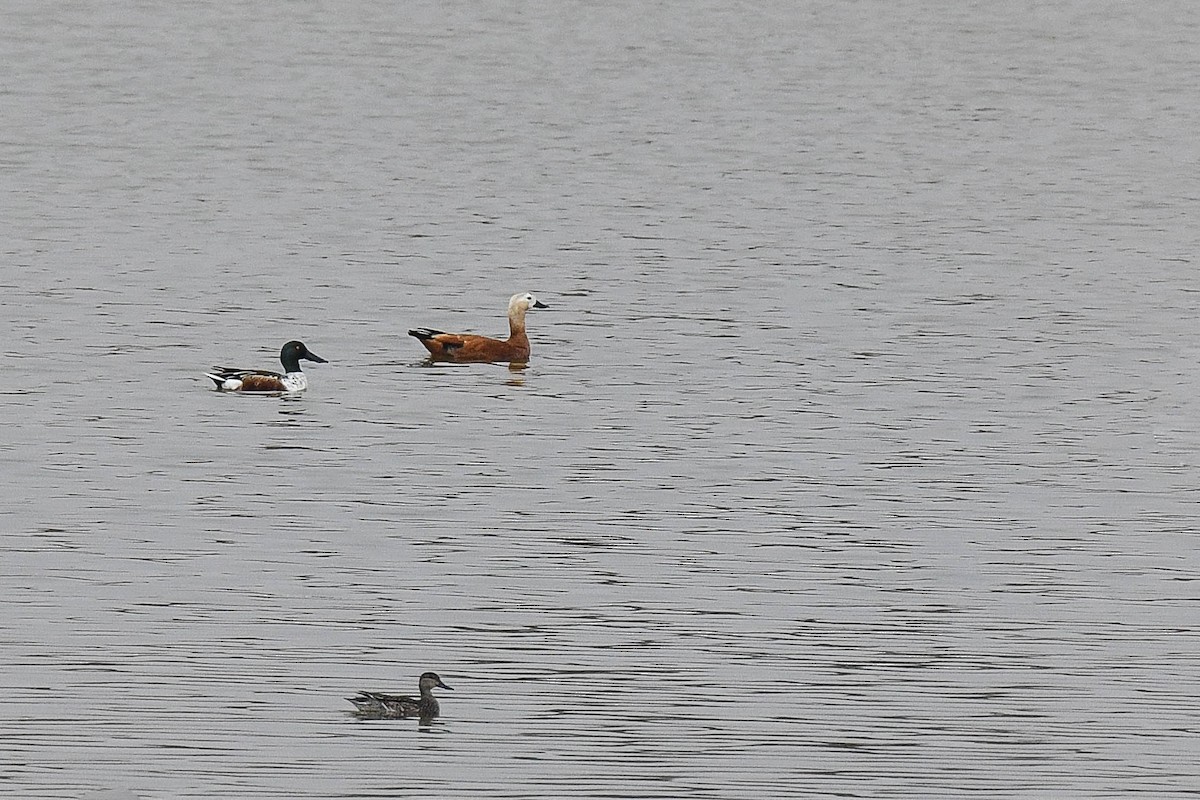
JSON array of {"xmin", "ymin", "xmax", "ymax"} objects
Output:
[{"xmin": 347, "ymin": 672, "xmax": 452, "ymax": 720}]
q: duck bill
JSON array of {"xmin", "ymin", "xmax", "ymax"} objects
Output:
[
  {"xmin": 437, "ymin": 681, "xmax": 453, "ymax": 690},
  {"xmin": 532, "ymin": 300, "xmax": 548, "ymax": 309},
  {"xmin": 304, "ymin": 352, "xmax": 328, "ymax": 364}
]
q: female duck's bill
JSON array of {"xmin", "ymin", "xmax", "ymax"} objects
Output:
[
  {"xmin": 347, "ymin": 672, "xmax": 452, "ymax": 721},
  {"xmin": 205, "ymin": 340, "xmax": 327, "ymax": 393},
  {"xmin": 409, "ymin": 292, "xmax": 548, "ymax": 364}
]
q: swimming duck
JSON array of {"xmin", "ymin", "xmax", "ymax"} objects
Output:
[
  {"xmin": 205, "ymin": 340, "xmax": 327, "ymax": 393},
  {"xmin": 409, "ymin": 292, "xmax": 548, "ymax": 363},
  {"xmin": 347, "ymin": 672, "xmax": 452, "ymax": 720}
]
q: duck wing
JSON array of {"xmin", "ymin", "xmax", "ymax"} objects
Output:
[
  {"xmin": 204, "ymin": 366, "xmax": 289, "ymax": 391},
  {"xmin": 347, "ymin": 691, "xmax": 420, "ymax": 717},
  {"xmin": 208, "ymin": 366, "xmax": 285, "ymax": 380},
  {"xmin": 409, "ymin": 328, "xmax": 466, "ymax": 349}
]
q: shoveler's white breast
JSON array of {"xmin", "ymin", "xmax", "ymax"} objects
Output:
[{"xmin": 280, "ymin": 372, "xmax": 307, "ymax": 392}]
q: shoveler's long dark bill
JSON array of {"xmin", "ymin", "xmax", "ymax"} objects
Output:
[{"xmin": 305, "ymin": 352, "xmax": 328, "ymax": 363}]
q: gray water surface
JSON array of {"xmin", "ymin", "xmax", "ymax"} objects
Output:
[{"xmin": 2, "ymin": 1, "xmax": 1199, "ymax": 798}]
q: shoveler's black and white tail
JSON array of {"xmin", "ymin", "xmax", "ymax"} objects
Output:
[{"xmin": 205, "ymin": 367, "xmax": 249, "ymax": 389}]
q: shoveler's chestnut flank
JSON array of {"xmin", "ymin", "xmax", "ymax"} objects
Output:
[
  {"xmin": 347, "ymin": 672, "xmax": 453, "ymax": 720},
  {"xmin": 205, "ymin": 340, "xmax": 327, "ymax": 393},
  {"xmin": 409, "ymin": 292, "xmax": 548, "ymax": 363}
]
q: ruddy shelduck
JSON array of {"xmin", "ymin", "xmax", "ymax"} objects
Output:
[
  {"xmin": 409, "ymin": 292, "xmax": 549, "ymax": 363},
  {"xmin": 205, "ymin": 340, "xmax": 327, "ymax": 393}
]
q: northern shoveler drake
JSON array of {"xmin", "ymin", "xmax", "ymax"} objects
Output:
[
  {"xmin": 347, "ymin": 672, "xmax": 452, "ymax": 720},
  {"xmin": 205, "ymin": 340, "xmax": 327, "ymax": 393},
  {"xmin": 409, "ymin": 292, "xmax": 548, "ymax": 363}
]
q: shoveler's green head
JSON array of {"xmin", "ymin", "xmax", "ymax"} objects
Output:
[{"xmin": 280, "ymin": 340, "xmax": 327, "ymax": 373}]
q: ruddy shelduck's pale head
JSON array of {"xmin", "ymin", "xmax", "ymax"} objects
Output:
[{"xmin": 509, "ymin": 292, "xmax": 549, "ymax": 313}]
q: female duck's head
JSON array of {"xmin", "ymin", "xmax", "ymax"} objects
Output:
[{"xmin": 419, "ymin": 672, "xmax": 452, "ymax": 693}]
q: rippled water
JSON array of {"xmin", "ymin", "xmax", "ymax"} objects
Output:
[{"xmin": 3, "ymin": 1, "xmax": 1199, "ymax": 797}]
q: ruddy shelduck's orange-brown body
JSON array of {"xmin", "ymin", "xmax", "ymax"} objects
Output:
[{"xmin": 410, "ymin": 292, "xmax": 548, "ymax": 363}]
